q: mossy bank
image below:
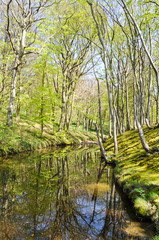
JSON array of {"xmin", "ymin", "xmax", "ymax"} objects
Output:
[
  {"xmin": 0, "ymin": 120, "xmax": 97, "ymax": 156},
  {"xmin": 104, "ymin": 127, "xmax": 159, "ymax": 235}
]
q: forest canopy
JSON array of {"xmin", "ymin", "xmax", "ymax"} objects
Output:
[{"xmin": 0, "ymin": 0, "xmax": 159, "ymax": 153}]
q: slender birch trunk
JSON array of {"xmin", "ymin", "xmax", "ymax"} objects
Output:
[
  {"xmin": 146, "ymin": 25, "xmax": 152, "ymax": 123},
  {"xmin": 93, "ymin": 63, "xmax": 104, "ymax": 142},
  {"xmin": 40, "ymin": 69, "xmax": 45, "ymax": 136},
  {"xmin": 125, "ymin": 75, "xmax": 131, "ymax": 130},
  {"xmin": 121, "ymin": 76, "xmax": 125, "ymax": 133},
  {"xmin": 59, "ymin": 79, "xmax": 66, "ymax": 131},
  {"xmin": 109, "ymin": 113, "xmax": 112, "ymax": 137},
  {"xmin": 136, "ymin": 95, "xmax": 150, "ymax": 152},
  {"xmin": 121, "ymin": 0, "xmax": 159, "ymax": 92},
  {"xmin": 87, "ymin": 1, "xmax": 118, "ymax": 154}
]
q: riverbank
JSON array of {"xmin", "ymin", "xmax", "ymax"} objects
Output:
[
  {"xmin": 0, "ymin": 118, "xmax": 97, "ymax": 156},
  {"xmin": 104, "ymin": 127, "xmax": 159, "ymax": 235}
]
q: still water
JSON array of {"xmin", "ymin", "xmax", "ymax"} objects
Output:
[{"xmin": 0, "ymin": 145, "xmax": 155, "ymax": 240}]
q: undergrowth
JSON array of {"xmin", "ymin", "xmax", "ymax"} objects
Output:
[{"xmin": 0, "ymin": 115, "xmax": 97, "ymax": 156}]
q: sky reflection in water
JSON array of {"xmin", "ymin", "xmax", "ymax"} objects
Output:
[{"xmin": 0, "ymin": 145, "xmax": 155, "ymax": 239}]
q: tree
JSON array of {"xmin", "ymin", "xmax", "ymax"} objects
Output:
[
  {"xmin": 5, "ymin": 0, "xmax": 51, "ymax": 126},
  {"xmin": 45, "ymin": 1, "xmax": 95, "ymax": 131},
  {"xmin": 87, "ymin": 0, "xmax": 118, "ymax": 154}
]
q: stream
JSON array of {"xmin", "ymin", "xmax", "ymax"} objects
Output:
[{"xmin": 0, "ymin": 145, "xmax": 155, "ymax": 240}]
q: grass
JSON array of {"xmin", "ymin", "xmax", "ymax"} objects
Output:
[
  {"xmin": 104, "ymin": 126, "xmax": 159, "ymax": 231},
  {"xmin": 0, "ymin": 112, "xmax": 97, "ymax": 156}
]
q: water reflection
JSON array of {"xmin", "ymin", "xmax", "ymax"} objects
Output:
[{"xmin": 0, "ymin": 146, "xmax": 155, "ymax": 239}]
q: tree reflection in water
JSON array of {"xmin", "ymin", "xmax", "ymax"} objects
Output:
[{"xmin": 0, "ymin": 146, "xmax": 155, "ymax": 239}]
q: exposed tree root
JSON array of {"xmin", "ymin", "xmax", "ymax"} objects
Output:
[
  {"xmin": 137, "ymin": 119, "xmax": 159, "ymax": 154},
  {"xmin": 145, "ymin": 118, "xmax": 159, "ymax": 130},
  {"xmin": 147, "ymin": 146, "xmax": 159, "ymax": 154}
]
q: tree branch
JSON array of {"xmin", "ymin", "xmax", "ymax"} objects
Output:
[{"xmin": 6, "ymin": 0, "xmax": 17, "ymax": 53}]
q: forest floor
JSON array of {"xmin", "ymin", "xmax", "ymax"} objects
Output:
[
  {"xmin": 104, "ymin": 126, "xmax": 159, "ymax": 233},
  {"xmin": 0, "ymin": 113, "xmax": 97, "ymax": 156}
]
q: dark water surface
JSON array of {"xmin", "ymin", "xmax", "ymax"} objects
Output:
[{"xmin": 0, "ymin": 145, "xmax": 155, "ymax": 240}]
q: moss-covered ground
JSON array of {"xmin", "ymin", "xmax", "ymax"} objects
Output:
[
  {"xmin": 104, "ymin": 127, "xmax": 159, "ymax": 235},
  {"xmin": 0, "ymin": 113, "xmax": 97, "ymax": 156}
]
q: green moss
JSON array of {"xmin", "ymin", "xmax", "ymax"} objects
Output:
[
  {"xmin": 148, "ymin": 192, "xmax": 159, "ymax": 201},
  {"xmin": 153, "ymin": 235, "xmax": 159, "ymax": 240},
  {"xmin": 105, "ymin": 126, "xmax": 159, "ymax": 226},
  {"xmin": 135, "ymin": 197, "xmax": 152, "ymax": 217}
]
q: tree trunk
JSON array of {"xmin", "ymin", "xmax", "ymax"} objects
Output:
[
  {"xmin": 117, "ymin": 74, "xmax": 121, "ymax": 133},
  {"xmin": 114, "ymin": 105, "xmax": 122, "ymax": 135},
  {"xmin": 136, "ymin": 119, "xmax": 150, "ymax": 152},
  {"xmin": 88, "ymin": 0, "xmax": 118, "ymax": 154},
  {"xmin": 59, "ymin": 80, "xmax": 66, "ymax": 131},
  {"xmin": 86, "ymin": 108, "xmax": 90, "ymax": 132},
  {"xmin": 109, "ymin": 112, "xmax": 112, "ymax": 137},
  {"xmin": 138, "ymin": 40, "xmax": 145, "ymax": 126},
  {"xmin": 105, "ymin": 53, "xmax": 118, "ymax": 154},
  {"xmin": 93, "ymin": 64, "xmax": 104, "ymax": 142},
  {"xmin": 7, "ymin": 57, "xmax": 19, "ymax": 126},
  {"xmin": 16, "ymin": 68, "xmax": 22, "ymax": 123},
  {"xmin": 121, "ymin": 0, "xmax": 159, "ymax": 92},
  {"xmin": 0, "ymin": 62, "xmax": 8, "ymax": 110},
  {"xmin": 155, "ymin": 95, "xmax": 158, "ymax": 124},
  {"xmin": 83, "ymin": 116, "xmax": 86, "ymax": 130},
  {"xmin": 67, "ymin": 93, "xmax": 75, "ymax": 130},
  {"xmin": 52, "ymin": 103, "xmax": 55, "ymax": 133},
  {"xmin": 133, "ymin": 62, "xmax": 137, "ymax": 129},
  {"xmin": 125, "ymin": 75, "xmax": 131, "ymax": 130},
  {"xmin": 136, "ymin": 95, "xmax": 150, "ymax": 152},
  {"xmin": 6, "ymin": 24, "xmax": 26, "ymax": 126},
  {"xmin": 146, "ymin": 25, "xmax": 152, "ymax": 124},
  {"xmin": 151, "ymin": 104, "xmax": 154, "ymax": 125},
  {"xmin": 121, "ymin": 76, "xmax": 125, "ymax": 133},
  {"xmin": 40, "ymin": 69, "xmax": 45, "ymax": 136},
  {"xmin": 95, "ymin": 124, "xmax": 115, "ymax": 164},
  {"xmin": 76, "ymin": 110, "xmax": 80, "ymax": 128}
]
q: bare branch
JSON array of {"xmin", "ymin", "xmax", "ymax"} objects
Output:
[
  {"xmin": 87, "ymin": 0, "xmax": 105, "ymax": 50},
  {"xmin": 120, "ymin": 0, "xmax": 159, "ymax": 91},
  {"xmin": 6, "ymin": 0, "xmax": 17, "ymax": 53},
  {"xmin": 24, "ymin": 50, "xmax": 39, "ymax": 55},
  {"xmin": 10, "ymin": 8, "xmax": 21, "ymax": 26},
  {"xmin": 145, "ymin": 0, "xmax": 159, "ymax": 7},
  {"xmin": 15, "ymin": 0, "xmax": 23, "ymax": 11}
]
